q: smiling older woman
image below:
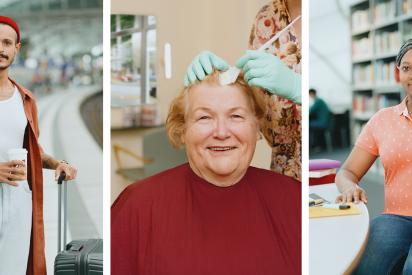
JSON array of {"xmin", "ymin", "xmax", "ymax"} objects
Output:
[{"xmin": 111, "ymin": 71, "xmax": 301, "ymax": 275}]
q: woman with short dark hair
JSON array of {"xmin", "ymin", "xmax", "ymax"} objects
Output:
[{"xmin": 336, "ymin": 39, "xmax": 412, "ymax": 275}]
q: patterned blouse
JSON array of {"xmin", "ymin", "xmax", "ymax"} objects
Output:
[{"xmin": 249, "ymin": 0, "xmax": 302, "ymax": 181}]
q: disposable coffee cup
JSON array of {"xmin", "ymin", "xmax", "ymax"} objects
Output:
[{"xmin": 7, "ymin": 148, "xmax": 28, "ymax": 179}]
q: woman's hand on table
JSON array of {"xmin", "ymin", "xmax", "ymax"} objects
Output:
[
  {"xmin": 336, "ymin": 184, "xmax": 368, "ymax": 204},
  {"xmin": 335, "ymin": 147, "xmax": 375, "ymax": 205}
]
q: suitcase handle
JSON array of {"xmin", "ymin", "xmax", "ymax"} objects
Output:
[
  {"xmin": 67, "ymin": 243, "xmax": 84, "ymax": 252},
  {"xmin": 57, "ymin": 171, "xmax": 68, "ymax": 253},
  {"xmin": 57, "ymin": 172, "xmax": 66, "ymax": 185}
]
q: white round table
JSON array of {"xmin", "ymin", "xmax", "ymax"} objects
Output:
[{"xmin": 310, "ymin": 184, "xmax": 369, "ymax": 275}]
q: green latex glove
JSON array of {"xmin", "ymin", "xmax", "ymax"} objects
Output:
[
  {"xmin": 236, "ymin": 50, "xmax": 301, "ymax": 104},
  {"xmin": 184, "ymin": 51, "xmax": 230, "ymax": 86}
]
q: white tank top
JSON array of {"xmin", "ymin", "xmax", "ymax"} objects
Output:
[{"xmin": 0, "ymin": 87, "xmax": 28, "ymax": 162}]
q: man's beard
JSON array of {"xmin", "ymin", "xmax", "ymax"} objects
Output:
[{"xmin": 0, "ymin": 54, "xmax": 14, "ymax": 70}]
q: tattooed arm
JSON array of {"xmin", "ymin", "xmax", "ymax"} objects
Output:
[
  {"xmin": 41, "ymin": 153, "xmax": 60, "ymax": 169},
  {"xmin": 41, "ymin": 153, "xmax": 77, "ymax": 180}
]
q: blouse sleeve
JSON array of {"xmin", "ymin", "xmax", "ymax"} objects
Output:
[{"xmin": 355, "ymin": 113, "xmax": 379, "ymax": 156}]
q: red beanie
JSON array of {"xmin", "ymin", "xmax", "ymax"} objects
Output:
[{"xmin": 0, "ymin": 15, "xmax": 20, "ymax": 43}]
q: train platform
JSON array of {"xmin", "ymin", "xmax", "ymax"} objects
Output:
[{"xmin": 37, "ymin": 85, "xmax": 102, "ymax": 273}]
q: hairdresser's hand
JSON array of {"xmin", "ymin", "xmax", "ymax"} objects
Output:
[
  {"xmin": 184, "ymin": 51, "xmax": 230, "ymax": 86},
  {"xmin": 0, "ymin": 160, "xmax": 27, "ymax": 186},
  {"xmin": 236, "ymin": 50, "xmax": 301, "ymax": 104},
  {"xmin": 336, "ymin": 184, "xmax": 368, "ymax": 204}
]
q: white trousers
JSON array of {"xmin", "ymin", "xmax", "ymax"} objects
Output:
[{"xmin": 0, "ymin": 181, "xmax": 32, "ymax": 275}]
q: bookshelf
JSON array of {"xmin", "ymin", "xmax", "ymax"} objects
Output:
[{"xmin": 350, "ymin": 0, "xmax": 409, "ymax": 175}]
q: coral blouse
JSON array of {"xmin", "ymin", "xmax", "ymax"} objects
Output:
[{"xmin": 356, "ymin": 97, "xmax": 412, "ymax": 216}]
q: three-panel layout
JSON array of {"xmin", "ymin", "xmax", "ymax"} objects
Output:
[{"xmin": 0, "ymin": 0, "xmax": 411, "ymax": 274}]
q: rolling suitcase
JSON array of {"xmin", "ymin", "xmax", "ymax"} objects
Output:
[{"xmin": 54, "ymin": 172, "xmax": 103, "ymax": 274}]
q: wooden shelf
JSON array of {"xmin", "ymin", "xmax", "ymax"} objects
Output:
[
  {"xmin": 373, "ymin": 18, "xmax": 398, "ymax": 30},
  {"xmin": 374, "ymin": 52, "xmax": 398, "ymax": 59},
  {"xmin": 374, "ymin": 85, "xmax": 401, "ymax": 93},
  {"xmin": 352, "ymin": 84, "xmax": 374, "ymax": 90},
  {"xmin": 352, "ymin": 56, "xmax": 373, "ymax": 63},
  {"xmin": 352, "ymin": 27, "xmax": 371, "ymax": 36}
]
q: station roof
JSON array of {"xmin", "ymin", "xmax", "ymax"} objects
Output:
[{"xmin": 1, "ymin": 0, "xmax": 102, "ymax": 58}]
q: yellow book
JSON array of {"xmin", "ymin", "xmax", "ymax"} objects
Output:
[{"xmin": 309, "ymin": 203, "xmax": 361, "ymax": 218}]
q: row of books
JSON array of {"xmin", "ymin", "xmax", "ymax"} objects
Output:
[
  {"xmin": 352, "ymin": 36, "xmax": 372, "ymax": 59},
  {"xmin": 373, "ymin": 0, "xmax": 396, "ymax": 24},
  {"xmin": 352, "ymin": 31, "xmax": 400, "ymax": 59},
  {"xmin": 352, "ymin": 0, "xmax": 412, "ymax": 33},
  {"xmin": 352, "ymin": 95, "xmax": 375, "ymax": 114},
  {"xmin": 353, "ymin": 61, "xmax": 398, "ymax": 86},
  {"xmin": 375, "ymin": 60, "xmax": 396, "ymax": 84},
  {"xmin": 375, "ymin": 31, "xmax": 400, "ymax": 55},
  {"xmin": 350, "ymin": 1, "xmax": 403, "ymax": 153},
  {"xmin": 401, "ymin": 0, "xmax": 412, "ymax": 14},
  {"xmin": 352, "ymin": 9, "xmax": 370, "ymax": 32},
  {"xmin": 353, "ymin": 64, "xmax": 373, "ymax": 86},
  {"xmin": 353, "ymin": 94, "xmax": 399, "ymax": 114}
]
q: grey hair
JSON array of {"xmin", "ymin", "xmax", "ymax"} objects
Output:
[{"xmin": 396, "ymin": 39, "xmax": 412, "ymax": 67}]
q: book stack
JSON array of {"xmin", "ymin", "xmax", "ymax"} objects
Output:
[
  {"xmin": 374, "ymin": 0, "xmax": 396, "ymax": 24},
  {"xmin": 401, "ymin": 0, "xmax": 412, "ymax": 15},
  {"xmin": 351, "ymin": 9, "xmax": 369, "ymax": 33},
  {"xmin": 309, "ymin": 159, "xmax": 342, "ymax": 186},
  {"xmin": 352, "ymin": 94, "xmax": 375, "ymax": 117},
  {"xmin": 352, "ymin": 35, "xmax": 372, "ymax": 60},
  {"xmin": 353, "ymin": 64, "xmax": 374, "ymax": 87},
  {"xmin": 374, "ymin": 31, "xmax": 400, "ymax": 56},
  {"xmin": 374, "ymin": 60, "xmax": 396, "ymax": 85}
]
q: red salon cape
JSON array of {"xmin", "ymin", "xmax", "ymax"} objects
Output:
[{"xmin": 111, "ymin": 163, "xmax": 301, "ymax": 275}]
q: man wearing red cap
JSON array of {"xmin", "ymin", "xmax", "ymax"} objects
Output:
[{"xmin": 0, "ymin": 16, "xmax": 77, "ymax": 275}]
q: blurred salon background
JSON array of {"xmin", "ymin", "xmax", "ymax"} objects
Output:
[
  {"xmin": 2, "ymin": 0, "xmax": 102, "ymax": 272},
  {"xmin": 110, "ymin": 0, "xmax": 276, "ymax": 202}
]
